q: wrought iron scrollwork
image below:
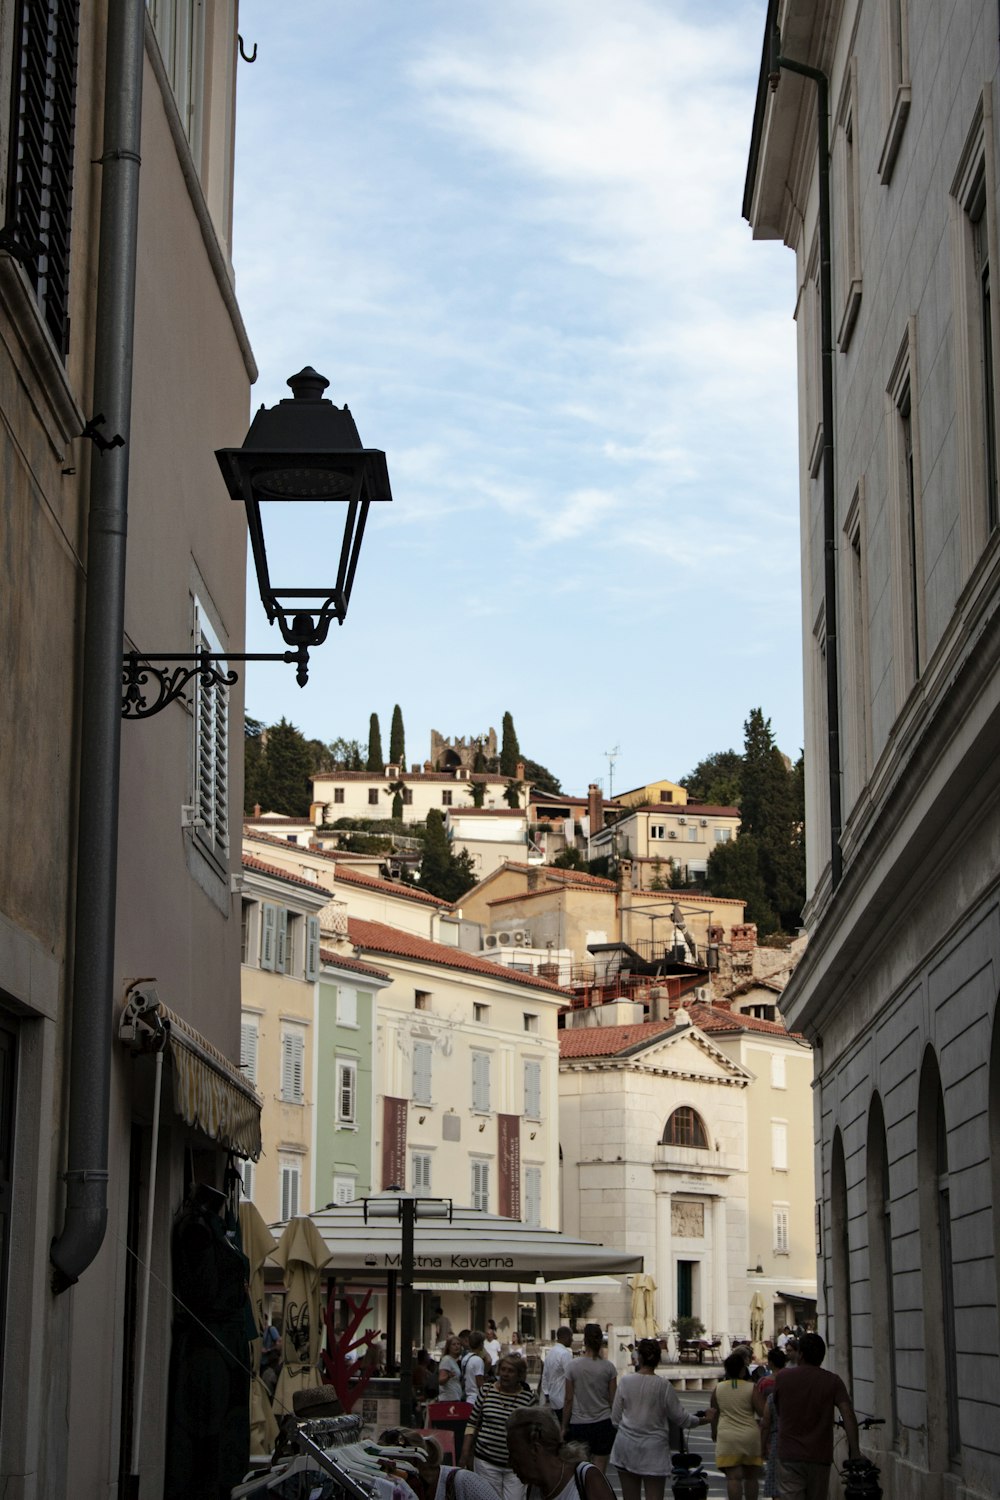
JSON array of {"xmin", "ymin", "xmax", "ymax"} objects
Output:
[{"xmin": 122, "ymin": 653, "xmax": 239, "ymax": 720}]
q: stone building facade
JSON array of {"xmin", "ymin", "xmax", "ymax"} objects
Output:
[{"xmin": 746, "ymin": 2, "xmax": 1000, "ymax": 1495}]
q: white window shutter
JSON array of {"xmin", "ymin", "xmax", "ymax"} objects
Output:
[
  {"xmin": 305, "ymin": 916, "xmax": 320, "ymax": 980},
  {"xmin": 193, "ymin": 601, "xmax": 230, "ymax": 860},
  {"xmin": 525, "ymin": 1167, "xmax": 541, "ymax": 1227},
  {"xmin": 240, "ymin": 1020, "xmax": 258, "ymax": 1085},
  {"xmin": 275, "ymin": 908, "xmax": 288, "ymax": 974},
  {"xmin": 413, "ymin": 1041, "xmax": 432, "ymax": 1103},
  {"xmin": 412, "ymin": 1152, "xmax": 431, "ymax": 1190},
  {"xmin": 524, "ymin": 1060, "xmax": 541, "ymax": 1119},
  {"xmin": 282, "ymin": 1032, "xmax": 304, "ymax": 1102},
  {"xmin": 772, "ymin": 1121, "xmax": 788, "ymax": 1171},
  {"xmin": 261, "ymin": 903, "xmax": 276, "ymax": 971},
  {"xmin": 338, "ymin": 1061, "xmax": 356, "ymax": 1123},
  {"xmin": 472, "ymin": 1052, "xmax": 490, "ymax": 1112}
]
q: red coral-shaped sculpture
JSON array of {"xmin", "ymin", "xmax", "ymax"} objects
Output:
[{"xmin": 320, "ymin": 1285, "xmax": 383, "ymax": 1411}]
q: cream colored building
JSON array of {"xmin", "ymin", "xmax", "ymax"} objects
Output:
[
  {"xmin": 559, "ymin": 999, "xmax": 815, "ymax": 1341},
  {"xmin": 445, "ymin": 805, "xmax": 533, "ymax": 878},
  {"xmin": 746, "ymin": 2, "xmax": 1000, "ymax": 1492},
  {"xmin": 591, "ymin": 803, "xmax": 741, "ymax": 887},
  {"xmin": 311, "ymin": 765, "xmax": 532, "ymax": 825},
  {"xmin": 0, "ymin": 6, "xmax": 256, "ymax": 1495},
  {"xmin": 239, "ymin": 856, "xmax": 328, "ymax": 1224}
]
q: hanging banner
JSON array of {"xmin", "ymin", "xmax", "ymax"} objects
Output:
[
  {"xmin": 382, "ymin": 1096, "xmax": 408, "ymax": 1189},
  {"xmin": 498, "ymin": 1114, "xmax": 521, "ymax": 1219}
]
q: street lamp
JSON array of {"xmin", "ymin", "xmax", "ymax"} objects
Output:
[
  {"xmin": 122, "ymin": 366, "xmax": 391, "ymax": 718},
  {"xmin": 363, "ymin": 1188, "xmax": 453, "ymax": 1426}
]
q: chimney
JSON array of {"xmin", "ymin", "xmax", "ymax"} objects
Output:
[
  {"xmin": 516, "ymin": 760, "xmax": 525, "ymax": 781},
  {"xmin": 588, "ymin": 782, "xmax": 604, "ymax": 833},
  {"xmin": 253, "ymin": 803, "xmax": 261, "ymax": 818}
]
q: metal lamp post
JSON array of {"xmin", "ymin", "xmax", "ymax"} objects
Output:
[
  {"xmin": 122, "ymin": 366, "xmax": 391, "ymax": 718},
  {"xmin": 363, "ymin": 1189, "xmax": 453, "ymax": 1426}
]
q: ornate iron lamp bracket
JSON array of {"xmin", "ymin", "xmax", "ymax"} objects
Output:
[{"xmin": 122, "ymin": 647, "xmax": 307, "ymax": 720}]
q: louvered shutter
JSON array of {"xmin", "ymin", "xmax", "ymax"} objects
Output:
[
  {"xmin": 772, "ymin": 1121, "xmax": 788, "ymax": 1171},
  {"xmin": 281, "ymin": 1163, "xmax": 299, "ymax": 1220},
  {"xmin": 412, "ymin": 1041, "xmax": 432, "ymax": 1103},
  {"xmin": 774, "ymin": 1205, "xmax": 789, "ymax": 1253},
  {"xmin": 240, "ymin": 1019, "xmax": 258, "ymax": 1085},
  {"xmin": 260, "ymin": 903, "xmax": 276, "ymax": 970},
  {"xmin": 282, "ymin": 1032, "xmax": 303, "ymax": 1102},
  {"xmin": 524, "ymin": 1167, "xmax": 541, "ymax": 1228},
  {"xmin": 275, "ymin": 908, "xmax": 288, "ymax": 974},
  {"xmin": 412, "ymin": 1152, "xmax": 431, "ymax": 1191},
  {"xmin": 305, "ymin": 916, "xmax": 320, "ymax": 980},
  {"xmin": 524, "ymin": 1060, "xmax": 541, "ymax": 1119},
  {"xmin": 472, "ymin": 1051, "xmax": 490, "ymax": 1113},
  {"xmin": 472, "ymin": 1159, "xmax": 489, "ymax": 1211},
  {"xmin": 337, "ymin": 1060, "xmax": 356, "ymax": 1123},
  {"xmin": 0, "ymin": 0, "xmax": 81, "ymax": 356},
  {"xmin": 193, "ymin": 602, "xmax": 229, "ymax": 864}
]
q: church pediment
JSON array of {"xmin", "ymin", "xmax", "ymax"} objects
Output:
[{"xmin": 620, "ymin": 1026, "xmax": 751, "ymax": 1086}]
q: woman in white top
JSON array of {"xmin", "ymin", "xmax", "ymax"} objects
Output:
[
  {"xmin": 610, "ymin": 1338, "xmax": 709, "ymax": 1500},
  {"xmin": 562, "ymin": 1324, "xmax": 618, "ymax": 1474},
  {"xmin": 439, "ymin": 1335, "xmax": 465, "ymax": 1401},
  {"xmin": 508, "ymin": 1407, "xmax": 615, "ymax": 1500},
  {"xmin": 484, "ymin": 1320, "xmax": 503, "ymax": 1370},
  {"xmin": 400, "ymin": 1431, "xmax": 498, "ymax": 1500}
]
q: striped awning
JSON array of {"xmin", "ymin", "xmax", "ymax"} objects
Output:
[{"xmin": 119, "ymin": 991, "xmax": 262, "ymax": 1159}]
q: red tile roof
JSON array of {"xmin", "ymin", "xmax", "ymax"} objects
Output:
[
  {"xmin": 614, "ymin": 804, "xmax": 741, "ymax": 818},
  {"xmin": 241, "ymin": 853, "xmax": 329, "ymax": 894},
  {"xmin": 347, "ymin": 918, "xmax": 569, "ymax": 994},
  {"xmin": 311, "ymin": 770, "xmax": 518, "ymax": 785},
  {"xmin": 558, "ymin": 1005, "xmax": 802, "ymax": 1059},
  {"xmin": 319, "ymin": 947, "xmax": 392, "ymax": 982},
  {"xmin": 490, "ymin": 862, "xmax": 617, "ymax": 891},
  {"xmin": 331, "ymin": 864, "xmax": 455, "ymax": 910}
]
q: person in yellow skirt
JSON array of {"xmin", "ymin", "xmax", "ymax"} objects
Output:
[{"xmin": 709, "ymin": 1352, "xmax": 768, "ymax": 1500}]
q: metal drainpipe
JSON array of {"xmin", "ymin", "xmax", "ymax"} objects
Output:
[
  {"xmin": 51, "ymin": 0, "xmax": 145, "ymax": 1291},
  {"xmin": 769, "ymin": 26, "xmax": 844, "ymax": 892}
]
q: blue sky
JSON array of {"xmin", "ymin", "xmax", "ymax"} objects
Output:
[{"xmin": 233, "ymin": 0, "xmax": 801, "ymax": 796}]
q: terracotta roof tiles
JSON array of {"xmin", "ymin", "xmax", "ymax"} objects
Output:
[
  {"xmin": 241, "ymin": 853, "xmax": 329, "ymax": 894},
  {"xmin": 558, "ymin": 1004, "xmax": 803, "ymax": 1059},
  {"xmin": 318, "ymin": 947, "xmax": 392, "ymax": 982},
  {"xmin": 347, "ymin": 918, "xmax": 569, "ymax": 995}
]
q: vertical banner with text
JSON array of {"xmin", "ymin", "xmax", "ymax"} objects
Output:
[
  {"xmin": 382, "ymin": 1096, "xmax": 408, "ymax": 1189},
  {"xmin": 498, "ymin": 1113, "xmax": 521, "ymax": 1219}
]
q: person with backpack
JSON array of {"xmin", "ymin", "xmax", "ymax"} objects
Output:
[{"xmin": 508, "ymin": 1406, "xmax": 615, "ymax": 1500}]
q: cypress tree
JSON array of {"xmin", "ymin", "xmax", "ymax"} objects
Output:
[
  {"xmin": 419, "ymin": 810, "xmax": 477, "ymax": 902},
  {"xmin": 389, "ymin": 704, "xmax": 406, "ymax": 767},
  {"xmin": 258, "ymin": 718, "xmax": 314, "ymax": 817},
  {"xmin": 499, "ymin": 711, "xmax": 521, "ymax": 776},
  {"xmin": 367, "ymin": 713, "xmax": 384, "ymax": 772}
]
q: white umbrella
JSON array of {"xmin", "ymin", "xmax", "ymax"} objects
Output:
[{"xmin": 272, "ymin": 1216, "xmax": 334, "ymax": 1420}]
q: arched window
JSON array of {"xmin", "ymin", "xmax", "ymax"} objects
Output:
[
  {"xmin": 866, "ymin": 1095, "xmax": 896, "ymax": 1439},
  {"xmin": 663, "ymin": 1107, "xmax": 708, "ymax": 1149},
  {"xmin": 830, "ymin": 1127, "xmax": 852, "ymax": 1384},
  {"xmin": 918, "ymin": 1046, "xmax": 960, "ymax": 1468}
]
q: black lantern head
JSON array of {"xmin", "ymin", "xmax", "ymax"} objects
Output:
[{"xmin": 216, "ymin": 367, "xmax": 391, "ymax": 677}]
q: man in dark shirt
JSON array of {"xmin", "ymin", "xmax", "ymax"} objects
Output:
[{"xmin": 760, "ymin": 1332, "xmax": 860, "ymax": 1500}]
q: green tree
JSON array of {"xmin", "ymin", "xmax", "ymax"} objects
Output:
[
  {"xmin": 389, "ymin": 704, "xmax": 406, "ymax": 767},
  {"xmin": 466, "ymin": 778, "xmax": 487, "ymax": 808},
  {"xmin": 681, "ymin": 749, "xmax": 743, "ymax": 807},
  {"xmin": 499, "ymin": 711, "xmax": 521, "ymax": 776},
  {"xmin": 521, "ymin": 757, "xmax": 562, "ymax": 795},
  {"xmin": 552, "ymin": 848, "xmax": 586, "ymax": 871},
  {"xmin": 258, "ymin": 718, "xmax": 314, "ymax": 817},
  {"xmin": 504, "ymin": 778, "xmax": 524, "ymax": 810},
  {"xmin": 740, "ymin": 708, "xmax": 804, "ymax": 931},
  {"xmin": 328, "ymin": 736, "xmax": 365, "ymax": 770},
  {"xmin": 418, "ymin": 809, "xmax": 477, "ymax": 902},
  {"xmin": 706, "ymin": 833, "xmax": 779, "ymax": 934},
  {"xmin": 244, "ymin": 716, "xmax": 267, "ymax": 814},
  {"xmin": 384, "ymin": 777, "xmax": 406, "ymax": 821},
  {"xmin": 367, "ymin": 713, "xmax": 384, "ymax": 772}
]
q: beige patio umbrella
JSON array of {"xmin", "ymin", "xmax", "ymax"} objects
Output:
[
  {"xmin": 240, "ymin": 1199, "xmax": 279, "ymax": 1456},
  {"xmin": 629, "ymin": 1273, "xmax": 658, "ymax": 1338},
  {"xmin": 749, "ymin": 1290, "xmax": 767, "ymax": 1363},
  {"xmin": 272, "ymin": 1215, "xmax": 334, "ymax": 1421}
]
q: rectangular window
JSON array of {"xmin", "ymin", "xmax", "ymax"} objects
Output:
[
  {"xmin": 771, "ymin": 1053, "xmax": 787, "ymax": 1090},
  {"xmin": 772, "ymin": 1120, "xmax": 789, "ymax": 1172},
  {"xmin": 280, "ymin": 1159, "xmax": 301, "ymax": 1220},
  {"xmin": 973, "ymin": 190, "xmax": 999, "ymax": 534},
  {"xmin": 659, "ymin": 791, "xmax": 673, "ymax": 802},
  {"xmin": 843, "ymin": 483, "xmax": 873, "ymax": 803},
  {"xmin": 415, "ymin": 990, "xmax": 431, "ymax": 1011},
  {"xmin": 192, "ymin": 600, "xmax": 229, "ymax": 868},
  {"xmin": 240, "ymin": 1017, "xmax": 258, "ymax": 1086},
  {"xmin": 472, "ymin": 1159, "xmax": 490, "ymax": 1211},
  {"xmin": 472, "ymin": 1051, "xmax": 491, "ymax": 1113},
  {"xmin": 713, "ymin": 828, "xmax": 731, "ymax": 843},
  {"xmin": 368, "ymin": 789, "xmax": 379, "ymax": 805},
  {"xmin": 524, "ymin": 1060, "xmax": 542, "ymax": 1120},
  {"xmin": 402, "ymin": 788, "xmax": 413, "ymax": 805},
  {"xmin": 886, "ymin": 323, "xmax": 925, "ymax": 701},
  {"xmin": 148, "ymin": 0, "xmax": 205, "ymax": 155},
  {"xmin": 650, "ymin": 824, "xmax": 666, "ymax": 840},
  {"xmin": 412, "ymin": 1041, "xmax": 433, "ymax": 1104},
  {"xmin": 279, "ymin": 911, "xmax": 299, "ymax": 976},
  {"xmin": 281, "ymin": 1031, "xmax": 304, "ymax": 1104},
  {"xmin": 524, "ymin": 1166, "xmax": 542, "ymax": 1228},
  {"xmin": 774, "ymin": 1204, "xmax": 790, "ymax": 1254},
  {"xmin": 332, "ymin": 1174, "xmax": 355, "ymax": 1205},
  {"xmin": 442, "ymin": 791, "xmax": 453, "ymax": 806},
  {"xmin": 0, "ymin": 0, "xmax": 80, "ymax": 356},
  {"xmin": 523, "ymin": 1013, "xmax": 538, "ymax": 1033},
  {"xmin": 239, "ymin": 1159, "xmax": 254, "ymax": 1201},
  {"xmin": 473, "ymin": 1003, "xmax": 490, "ymax": 1024},
  {"xmin": 337, "ymin": 987, "xmax": 358, "ymax": 1027},
  {"xmin": 878, "ymin": 0, "xmax": 910, "ymax": 182},
  {"xmin": 334, "ymin": 788, "xmax": 345, "ymax": 803},
  {"xmin": 305, "ymin": 916, "xmax": 320, "ymax": 982},
  {"xmin": 687, "ymin": 826, "xmax": 697, "ymax": 842},
  {"xmin": 412, "ymin": 1151, "xmax": 432, "ymax": 1191},
  {"xmin": 241, "ymin": 900, "xmax": 253, "ymax": 964},
  {"xmin": 835, "ymin": 62, "xmax": 863, "ymax": 349},
  {"xmin": 336, "ymin": 1058, "xmax": 357, "ymax": 1125}
]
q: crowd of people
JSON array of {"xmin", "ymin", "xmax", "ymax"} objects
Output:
[{"xmin": 407, "ymin": 1321, "xmax": 868, "ymax": 1500}]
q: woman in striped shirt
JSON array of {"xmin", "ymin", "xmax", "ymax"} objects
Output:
[{"xmin": 459, "ymin": 1354, "xmax": 537, "ymax": 1500}]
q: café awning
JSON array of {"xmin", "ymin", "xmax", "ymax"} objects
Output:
[
  {"xmin": 119, "ymin": 988, "xmax": 262, "ymax": 1159},
  {"xmin": 277, "ymin": 1198, "xmax": 642, "ymax": 1283}
]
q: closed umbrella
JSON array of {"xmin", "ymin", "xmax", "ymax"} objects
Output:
[
  {"xmin": 272, "ymin": 1215, "xmax": 333, "ymax": 1420},
  {"xmin": 749, "ymin": 1290, "xmax": 766, "ymax": 1363},
  {"xmin": 629, "ymin": 1273, "xmax": 658, "ymax": 1338},
  {"xmin": 240, "ymin": 1199, "xmax": 279, "ymax": 1456}
]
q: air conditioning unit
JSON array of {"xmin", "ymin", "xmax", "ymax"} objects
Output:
[
  {"xmin": 678, "ymin": 816, "xmax": 687, "ymax": 825},
  {"xmin": 700, "ymin": 818, "xmax": 708, "ymax": 827},
  {"xmin": 498, "ymin": 931, "xmax": 513, "ymax": 945},
  {"xmin": 667, "ymin": 830, "xmax": 678, "ymax": 840},
  {"xmin": 512, "ymin": 929, "xmax": 531, "ymax": 945},
  {"xmin": 484, "ymin": 934, "xmax": 500, "ymax": 949}
]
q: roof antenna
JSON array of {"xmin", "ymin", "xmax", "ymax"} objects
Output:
[{"xmin": 604, "ymin": 745, "xmax": 620, "ymax": 802}]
